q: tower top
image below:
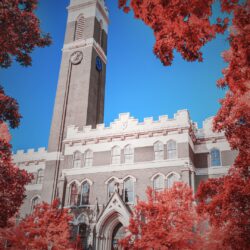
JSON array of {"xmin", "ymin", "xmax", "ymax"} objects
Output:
[
  {"xmin": 67, "ymin": 0, "xmax": 109, "ymax": 33},
  {"xmin": 68, "ymin": 0, "xmax": 109, "ymax": 20}
]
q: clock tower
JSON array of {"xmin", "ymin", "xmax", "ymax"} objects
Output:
[
  {"xmin": 42, "ymin": 0, "xmax": 108, "ymax": 202},
  {"xmin": 48, "ymin": 0, "xmax": 108, "ymax": 153}
]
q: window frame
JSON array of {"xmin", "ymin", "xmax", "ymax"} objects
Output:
[
  {"xmin": 210, "ymin": 148, "xmax": 221, "ymax": 167},
  {"xmin": 166, "ymin": 140, "xmax": 177, "ymax": 159},
  {"xmin": 154, "ymin": 141, "xmax": 164, "ymax": 161},
  {"xmin": 111, "ymin": 146, "xmax": 121, "ymax": 165},
  {"xmin": 36, "ymin": 168, "xmax": 44, "ymax": 184}
]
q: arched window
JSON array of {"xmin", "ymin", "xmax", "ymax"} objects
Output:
[
  {"xmin": 69, "ymin": 182, "xmax": 78, "ymax": 206},
  {"xmin": 154, "ymin": 141, "xmax": 164, "ymax": 160},
  {"xmin": 167, "ymin": 140, "xmax": 177, "ymax": 159},
  {"xmin": 31, "ymin": 196, "xmax": 40, "ymax": 213},
  {"xmin": 153, "ymin": 175, "xmax": 164, "ymax": 192},
  {"xmin": 124, "ymin": 178, "xmax": 134, "ymax": 204},
  {"xmin": 210, "ymin": 148, "xmax": 221, "ymax": 166},
  {"xmin": 112, "ymin": 146, "xmax": 121, "ymax": 165},
  {"xmin": 78, "ymin": 223, "xmax": 88, "ymax": 250},
  {"xmin": 124, "ymin": 145, "xmax": 133, "ymax": 164},
  {"xmin": 80, "ymin": 182, "xmax": 90, "ymax": 205},
  {"xmin": 73, "ymin": 151, "xmax": 82, "ymax": 168},
  {"xmin": 84, "ymin": 150, "xmax": 93, "ymax": 167},
  {"xmin": 166, "ymin": 173, "xmax": 179, "ymax": 189},
  {"xmin": 75, "ymin": 15, "xmax": 85, "ymax": 40},
  {"xmin": 108, "ymin": 179, "xmax": 116, "ymax": 198},
  {"xmin": 36, "ymin": 169, "xmax": 44, "ymax": 184}
]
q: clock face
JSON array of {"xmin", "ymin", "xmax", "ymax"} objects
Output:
[
  {"xmin": 70, "ymin": 51, "xmax": 83, "ymax": 65},
  {"xmin": 96, "ymin": 56, "xmax": 102, "ymax": 72}
]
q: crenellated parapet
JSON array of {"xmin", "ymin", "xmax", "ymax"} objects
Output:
[
  {"xmin": 66, "ymin": 110, "xmax": 192, "ymax": 142},
  {"xmin": 195, "ymin": 117, "xmax": 224, "ymax": 140},
  {"xmin": 13, "ymin": 147, "xmax": 47, "ymax": 164}
]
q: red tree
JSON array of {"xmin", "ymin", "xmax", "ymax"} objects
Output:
[
  {"xmin": 118, "ymin": 1, "xmax": 249, "ymax": 248},
  {"xmin": 0, "ymin": 87, "xmax": 32, "ymax": 228},
  {"xmin": 120, "ymin": 183, "xmax": 214, "ymax": 250},
  {"xmin": 0, "ymin": 199, "xmax": 74, "ymax": 250},
  {"xmin": 0, "ymin": 0, "xmax": 51, "ymax": 68},
  {"xmin": 118, "ymin": 0, "xmax": 228, "ymax": 66}
]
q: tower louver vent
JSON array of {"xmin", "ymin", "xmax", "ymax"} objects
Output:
[{"xmin": 75, "ymin": 15, "xmax": 85, "ymax": 40}]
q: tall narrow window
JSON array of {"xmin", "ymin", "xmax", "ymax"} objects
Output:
[
  {"xmin": 69, "ymin": 182, "xmax": 78, "ymax": 206},
  {"xmin": 112, "ymin": 146, "xmax": 121, "ymax": 165},
  {"xmin": 36, "ymin": 169, "xmax": 44, "ymax": 184},
  {"xmin": 31, "ymin": 196, "xmax": 40, "ymax": 213},
  {"xmin": 211, "ymin": 148, "xmax": 221, "ymax": 166},
  {"xmin": 166, "ymin": 173, "xmax": 179, "ymax": 189},
  {"xmin": 153, "ymin": 175, "xmax": 164, "ymax": 192},
  {"xmin": 75, "ymin": 15, "xmax": 85, "ymax": 40},
  {"xmin": 73, "ymin": 151, "xmax": 82, "ymax": 168},
  {"xmin": 108, "ymin": 179, "xmax": 116, "ymax": 198},
  {"xmin": 167, "ymin": 140, "xmax": 177, "ymax": 159},
  {"xmin": 154, "ymin": 141, "xmax": 164, "ymax": 160},
  {"xmin": 80, "ymin": 182, "xmax": 90, "ymax": 205},
  {"xmin": 78, "ymin": 223, "xmax": 88, "ymax": 250},
  {"xmin": 124, "ymin": 145, "xmax": 133, "ymax": 164},
  {"xmin": 84, "ymin": 150, "xmax": 93, "ymax": 167},
  {"xmin": 124, "ymin": 178, "xmax": 134, "ymax": 204}
]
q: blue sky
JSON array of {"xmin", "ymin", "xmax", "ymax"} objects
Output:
[{"xmin": 0, "ymin": 0, "xmax": 229, "ymax": 152}]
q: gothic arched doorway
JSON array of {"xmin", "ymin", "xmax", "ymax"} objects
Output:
[{"xmin": 112, "ymin": 223, "xmax": 125, "ymax": 250}]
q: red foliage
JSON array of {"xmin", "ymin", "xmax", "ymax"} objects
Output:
[
  {"xmin": 0, "ymin": 126, "xmax": 32, "ymax": 228},
  {"xmin": 196, "ymin": 165, "xmax": 250, "ymax": 249},
  {"xmin": 118, "ymin": 0, "xmax": 228, "ymax": 66},
  {"xmin": 0, "ymin": 199, "xmax": 74, "ymax": 250},
  {"xmin": 0, "ymin": 0, "xmax": 51, "ymax": 68},
  {"xmin": 0, "ymin": 86, "xmax": 21, "ymax": 129},
  {"xmin": 120, "ymin": 183, "xmax": 211, "ymax": 250},
  {"xmin": 0, "ymin": 87, "xmax": 32, "ymax": 228},
  {"xmin": 119, "ymin": 1, "xmax": 249, "ymax": 248},
  {"xmin": 197, "ymin": 2, "xmax": 250, "ymax": 249}
]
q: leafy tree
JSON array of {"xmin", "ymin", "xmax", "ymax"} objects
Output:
[
  {"xmin": 0, "ymin": 0, "xmax": 51, "ymax": 228},
  {"xmin": 120, "ymin": 183, "xmax": 215, "ymax": 250},
  {"xmin": 0, "ymin": 87, "xmax": 32, "ymax": 228},
  {"xmin": 0, "ymin": 0, "xmax": 51, "ymax": 68},
  {"xmin": 0, "ymin": 199, "xmax": 74, "ymax": 250},
  {"xmin": 118, "ymin": 1, "xmax": 249, "ymax": 248}
]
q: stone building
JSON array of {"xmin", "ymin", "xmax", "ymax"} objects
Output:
[{"xmin": 13, "ymin": 0, "xmax": 237, "ymax": 249}]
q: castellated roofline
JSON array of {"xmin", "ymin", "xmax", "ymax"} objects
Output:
[
  {"xmin": 65, "ymin": 109, "xmax": 192, "ymax": 140},
  {"xmin": 12, "ymin": 110, "xmax": 224, "ymax": 162}
]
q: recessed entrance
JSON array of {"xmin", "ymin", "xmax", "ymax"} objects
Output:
[{"xmin": 111, "ymin": 223, "xmax": 125, "ymax": 250}]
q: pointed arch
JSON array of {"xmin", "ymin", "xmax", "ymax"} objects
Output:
[
  {"xmin": 123, "ymin": 177, "xmax": 134, "ymax": 204},
  {"xmin": 80, "ymin": 178, "xmax": 93, "ymax": 186},
  {"xmin": 166, "ymin": 172, "xmax": 180, "ymax": 188},
  {"xmin": 151, "ymin": 173, "xmax": 165, "ymax": 192},
  {"xmin": 68, "ymin": 181, "xmax": 79, "ymax": 206},
  {"xmin": 80, "ymin": 181, "xmax": 90, "ymax": 205}
]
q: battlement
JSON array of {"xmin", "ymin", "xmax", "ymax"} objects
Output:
[
  {"xmin": 195, "ymin": 117, "xmax": 224, "ymax": 139},
  {"xmin": 13, "ymin": 147, "xmax": 47, "ymax": 163},
  {"xmin": 66, "ymin": 110, "xmax": 192, "ymax": 140}
]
